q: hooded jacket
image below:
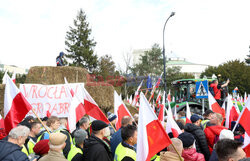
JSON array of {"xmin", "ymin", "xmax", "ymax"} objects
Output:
[
  {"xmin": 0, "ymin": 140, "xmax": 29, "ymax": 161},
  {"xmin": 160, "ymin": 151, "xmax": 184, "ymax": 161},
  {"xmin": 182, "ymin": 148, "xmax": 205, "ymax": 161},
  {"xmin": 83, "ymin": 134, "xmax": 113, "ymax": 161},
  {"xmin": 204, "ymin": 124, "xmax": 226, "ymax": 153},
  {"xmin": 185, "ymin": 123, "xmax": 210, "ymax": 161}
]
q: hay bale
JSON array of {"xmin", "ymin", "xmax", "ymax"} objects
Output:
[
  {"xmin": 25, "ymin": 66, "xmax": 89, "ymax": 84},
  {"xmin": 85, "ymin": 82, "xmax": 114, "ymax": 114}
]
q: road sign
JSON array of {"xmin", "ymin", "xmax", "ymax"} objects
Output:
[{"xmin": 196, "ymin": 80, "xmax": 208, "ymax": 99}]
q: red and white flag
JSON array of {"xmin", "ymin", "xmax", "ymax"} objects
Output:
[
  {"xmin": 238, "ymin": 95, "xmax": 250, "ymax": 135},
  {"xmin": 0, "ymin": 115, "xmax": 4, "ymax": 129},
  {"xmin": 4, "ymin": 75, "xmax": 32, "ymax": 134},
  {"xmin": 2, "ymin": 71, "xmax": 8, "ymax": 84},
  {"xmin": 244, "ymin": 92, "xmax": 248, "ymax": 103},
  {"xmin": 225, "ymin": 95, "xmax": 239, "ymax": 129},
  {"xmin": 166, "ymin": 105, "xmax": 182, "ymax": 138},
  {"xmin": 66, "ymin": 84, "xmax": 85, "ymax": 133},
  {"xmin": 174, "ymin": 105, "xmax": 178, "ymax": 120},
  {"xmin": 243, "ymin": 132, "xmax": 250, "ymax": 157},
  {"xmin": 208, "ymin": 91, "xmax": 225, "ymax": 118},
  {"xmin": 137, "ymin": 92, "xmax": 172, "ymax": 161},
  {"xmin": 114, "ymin": 91, "xmax": 132, "ymax": 130},
  {"xmin": 186, "ymin": 102, "xmax": 192, "ymax": 124},
  {"xmin": 156, "ymin": 91, "xmax": 162, "ymax": 105},
  {"xmin": 81, "ymin": 84, "xmax": 110, "ymax": 124},
  {"xmin": 11, "ymin": 71, "xmax": 16, "ymax": 84},
  {"xmin": 158, "ymin": 91, "xmax": 165, "ymax": 125},
  {"xmin": 132, "ymin": 81, "xmax": 143, "ymax": 106},
  {"xmin": 167, "ymin": 90, "xmax": 171, "ymax": 103},
  {"xmin": 129, "ymin": 95, "xmax": 132, "ymax": 104}
]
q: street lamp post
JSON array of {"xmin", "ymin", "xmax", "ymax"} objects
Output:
[{"xmin": 163, "ymin": 12, "xmax": 175, "ymax": 103}]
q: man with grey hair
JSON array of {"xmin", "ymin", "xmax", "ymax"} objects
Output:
[
  {"xmin": 72, "ymin": 116, "xmax": 90, "ymax": 138},
  {"xmin": 0, "ymin": 125, "xmax": 30, "ymax": 161}
]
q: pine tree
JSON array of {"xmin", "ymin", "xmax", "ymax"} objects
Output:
[
  {"xmin": 65, "ymin": 9, "xmax": 98, "ymax": 71},
  {"xmin": 245, "ymin": 45, "xmax": 250, "ymax": 65}
]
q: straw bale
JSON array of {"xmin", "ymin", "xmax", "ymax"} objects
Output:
[{"xmin": 25, "ymin": 66, "xmax": 89, "ymax": 84}]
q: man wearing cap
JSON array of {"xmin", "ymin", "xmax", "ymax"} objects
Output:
[
  {"xmin": 39, "ymin": 133, "xmax": 68, "ymax": 161},
  {"xmin": 185, "ymin": 114, "xmax": 210, "ymax": 161},
  {"xmin": 108, "ymin": 112, "xmax": 117, "ymax": 136},
  {"xmin": 178, "ymin": 132, "xmax": 205, "ymax": 161},
  {"xmin": 67, "ymin": 129, "xmax": 88, "ymax": 161},
  {"xmin": 83, "ymin": 120, "xmax": 113, "ymax": 161}
]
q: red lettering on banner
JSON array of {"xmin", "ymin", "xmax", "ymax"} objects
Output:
[
  {"xmin": 64, "ymin": 103, "xmax": 70, "ymax": 113},
  {"xmin": 36, "ymin": 103, "xmax": 43, "ymax": 114},
  {"xmin": 47, "ymin": 87, "xmax": 54, "ymax": 99},
  {"xmin": 22, "ymin": 85, "xmax": 29, "ymax": 97},
  {"xmin": 38, "ymin": 86, "xmax": 47, "ymax": 98},
  {"xmin": 31, "ymin": 85, "xmax": 38, "ymax": 98},
  {"xmin": 59, "ymin": 103, "xmax": 65, "ymax": 114},
  {"xmin": 59, "ymin": 86, "xmax": 67, "ymax": 99},
  {"xmin": 73, "ymin": 85, "xmax": 78, "ymax": 95},
  {"xmin": 51, "ymin": 104, "xmax": 58, "ymax": 115},
  {"xmin": 53, "ymin": 86, "xmax": 58, "ymax": 99}
]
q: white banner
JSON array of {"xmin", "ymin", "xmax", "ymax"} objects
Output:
[{"xmin": 19, "ymin": 83, "xmax": 84, "ymax": 118}]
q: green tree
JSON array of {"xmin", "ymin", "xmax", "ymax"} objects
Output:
[
  {"xmin": 131, "ymin": 43, "xmax": 163, "ymax": 76},
  {"xmin": 201, "ymin": 60, "xmax": 250, "ymax": 94},
  {"xmin": 95, "ymin": 55, "xmax": 119, "ymax": 80},
  {"xmin": 65, "ymin": 9, "xmax": 98, "ymax": 71},
  {"xmin": 246, "ymin": 54, "xmax": 250, "ymax": 65}
]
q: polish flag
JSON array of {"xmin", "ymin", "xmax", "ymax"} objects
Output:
[
  {"xmin": 2, "ymin": 71, "xmax": 8, "ymax": 84},
  {"xmin": 132, "ymin": 81, "xmax": 143, "ymax": 106},
  {"xmin": 114, "ymin": 91, "xmax": 132, "ymax": 130},
  {"xmin": 11, "ymin": 71, "xmax": 16, "ymax": 84},
  {"xmin": 166, "ymin": 101, "xmax": 182, "ymax": 137},
  {"xmin": 137, "ymin": 92, "xmax": 172, "ymax": 161},
  {"xmin": 81, "ymin": 84, "xmax": 109, "ymax": 124},
  {"xmin": 244, "ymin": 92, "xmax": 248, "ymax": 103},
  {"xmin": 167, "ymin": 90, "xmax": 171, "ymax": 102},
  {"xmin": 4, "ymin": 75, "xmax": 32, "ymax": 134},
  {"xmin": 225, "ymin": 95, "xmax": 239, "ymax": 129},
  {"xmin": 186, "ymin": 102, "xmax": 192, "ymax": 124},
  {"xmin": 166, "ymin": 109, "xmax": 182, "ymax": 137},
  {"xmin": 0, "ymin": 115, "xmax": 4, "ymax": 129},
  {"xmin": 238, "ymin": 96, "xmax": 250, "ymax": 135},
  {"xmin": 208, "ymin": 91, "xmax": 225, "ymax": 118},
  {"xmin": 129, "ymin": 95, "xmax": 132, "ymax": 104},
  {"xmin": 243, "ymin": 132, "xmax": 250, "ymax": 157},
  {"xmin": 158, "ymin": 92, "xmax": 165, "ymax": 125},
  {"xmin": 64, "ymin": 77, "xmax": 75, "ymax": 96},
  {"xmin": 156, "ymin": 91, "xmax": 162, "ymax": 105},
  {"xmin": 66, "ymin": 84, "xmax": 86, "ymax": 133}
]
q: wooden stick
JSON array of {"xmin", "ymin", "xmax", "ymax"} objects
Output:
[{"xmin": 31, "ymin": 108, "xmax": 50, "ymax": 134}]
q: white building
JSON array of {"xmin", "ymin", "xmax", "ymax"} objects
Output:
[
  {"xmin": 132, "ymin": 49, "xmax": 210, "ymax": 78},
  {"xmin": 0, "ymin": 64, "xmax": 28, "ymax": 74}
]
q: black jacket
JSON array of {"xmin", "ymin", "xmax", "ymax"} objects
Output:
[
  {"xmin": 185, "ymin": 123, "xmax": 210, "ymax": 161},
  {"xmin": 83, "ymin": 134, "xmax": 113, "ymax": 161},
  {"xmin": 0, "ymin": 140, "xmax": 29, "ymax": 161}
]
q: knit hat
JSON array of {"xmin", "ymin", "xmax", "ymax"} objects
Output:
[
  {"xmin": 49, "ymin": 133, "xmax": 67, "ymax": 146},
  {"xmin": 219, "ymin": 129, "xmax": 234, "ymax": 140},
  {"xmin": 33, "ymin": 139, "xmax": 49, "ymax": 155},
  {"xmin": 190, "ymin": 114, "xmax": 202, "ymax": 123},
  {"xmin": 74, "ymin": 129, "xmax": 88, "ymax": 145},
  {"xmin": 91, "ymin": 120, "xmax": 108, "ymax": 131},
  {"xmin": 178, "ymin": 132, "xmax": 195, "ymax": 148},
  {"xmin": 108, "ymin": 113, "xmax": 117, "ymax": 122}
]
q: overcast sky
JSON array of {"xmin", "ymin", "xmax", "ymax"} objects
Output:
[{"xmin": 0, "ymin": 0, "xmax": 250, "ymax": 70}]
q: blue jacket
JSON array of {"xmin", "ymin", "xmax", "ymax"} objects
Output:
[
  {"xmin": 209, "ymin": 149, "xmax": 218, "ymax": 161},
  {"xmin": 110, "ymin": 128, "xmax": 122, "ymax": 157},
  {"xmin": 0, "ymin": 140, "xmax": 29, "ymax": 161}
]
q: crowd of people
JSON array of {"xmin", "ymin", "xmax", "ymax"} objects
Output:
[{"xmin": 0, "ymin": 108, "xmax": 249, "ymax": 161}]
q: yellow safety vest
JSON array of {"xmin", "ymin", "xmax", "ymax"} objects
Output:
[
  {"xmin": 201, "ymin": 120, "xmax": 210, "ymax": 130},
  {"xmin": 114, "ymin": 143, "xmax": 136, "ymax": 161},
  {"xmin": 27, "ymin": 138, "xmax": 36, "ymax": 154},
  {"xmin": 67, "ymin": 146, "xmax": 83, "ymax": 161},
  {"xmin": 21, "ymin": 145, "xmax": 29, "ymax": 156},
  {"xmin": 151, "ymin": 154, "xmax": 160, "ymax": 161}
]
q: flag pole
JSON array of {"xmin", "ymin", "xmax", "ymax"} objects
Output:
[{"xmin": 31, "ymin": 108, "xmax": 50, "ymax": 134}]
